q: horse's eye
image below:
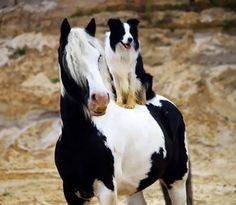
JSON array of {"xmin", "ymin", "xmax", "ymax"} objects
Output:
[{"xmin": 98, "ymin": 54, "xmax": 102, "ymax": 62}]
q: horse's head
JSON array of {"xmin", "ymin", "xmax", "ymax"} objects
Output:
[{"xmin": 58, "ymin": 18, "xmax": 111, "ymax": 116}]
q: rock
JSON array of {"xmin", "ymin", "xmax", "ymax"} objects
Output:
[
  {"xmin": 6, "ymin": 33, "xmax": 57, "ymax": 52},
  {"xmin": 0, "ymin": 127, "xmax": 19, "ymax": 155},
  {"xmin": 22, "ymin": 0, "xmax": 57, "ymax": 13},
  {"xmin": 200, "ymin": 7, "xmax": 236, "ymax": 24},
  {"xmin": 21, "ymin": 72, "xmax": 59, "ymax": 94},
  {"xmin": 0, "ymin": 47, "xmax": 9, "ymax": 67},
  {"xmin": 16, "ymin": 119, "xmax": 60, "ymax": 152},
  {"xmin": 171, "ymin": 30, "xmax": 195, "ymax": 61}
]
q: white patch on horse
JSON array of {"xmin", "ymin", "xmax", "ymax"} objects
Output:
[
  {"xmin": 92, "ymin": 101, "xmax": 167, "ymax": 195},
  {"xmin": 93, "ymin": 180, "xmax": 117, "ymax": 205},
  {"xmin": 147, "ymin": 95, "xmax": 175, "ymax": 107},
  {"xmin": 167, "ymin": 177, "xmax": 188, "ymax": 205},
  {"xmin": 126, "ymin": 191, "xmax": 147, "ymax": 205}
]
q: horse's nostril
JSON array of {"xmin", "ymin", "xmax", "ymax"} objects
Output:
[
  {"xmin": 91, "ymin": 94, "xmax": 96, "ymax": 101},
  {"xmin": 91, "ymin": 93, "xmax": 110, "ymax": 105}
]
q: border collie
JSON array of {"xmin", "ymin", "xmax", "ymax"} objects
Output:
[{"xmin": 105, "ymin": 18, "xmax": 154, "ymax": 108}]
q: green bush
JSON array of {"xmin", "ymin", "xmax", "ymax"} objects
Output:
[
  {"xmin": 9, "ymin": 46, "xmax": 27, "ymax": 59},
  {"xmin": 49, "ymin": 76, "xmax": 60, "ymax": 84}
]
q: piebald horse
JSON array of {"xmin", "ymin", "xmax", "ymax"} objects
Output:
[{"xmin": 55, "ymin": 18, "xmax": 192, "ymax": 205}]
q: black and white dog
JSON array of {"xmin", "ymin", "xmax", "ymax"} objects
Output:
[{"xmin": 105, "ymin": 18, "xmax": 154, "ymax": 108}]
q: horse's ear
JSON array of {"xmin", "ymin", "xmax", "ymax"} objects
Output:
[
  {"xmin": 85, "ymin": 18, "xmax": 96, "ymax": 37},
  {"xmin": 127, "ymin": 19, "xmax": 140, "ymax": 27},
  {"xmin": 107, "ymin": 18, "xmax": 122, "ymax": 30},
  {"xmin": 60, "ymin": 18, "xmax": 71, "ymax": 43}
]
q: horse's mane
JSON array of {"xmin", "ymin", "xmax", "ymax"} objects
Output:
[{"xmin": 65, "ymin": 28, "xmax": 114, "ymax": 100}]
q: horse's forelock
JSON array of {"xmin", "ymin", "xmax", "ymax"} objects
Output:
[{"xmin": 64, "ymin": 29, "xmax": 88, "ymax": 86}]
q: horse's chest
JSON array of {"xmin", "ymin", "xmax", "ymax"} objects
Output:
[
  {"xmin": 92, "ymin": 103, "xmax": 167, "ymax": 194},
  {"xmin": 110, "ymin": 138, "xmax": 164, "ymax": 194}
]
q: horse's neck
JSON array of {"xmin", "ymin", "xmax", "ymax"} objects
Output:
[{"xmin": 60, "ymin": 94, "xmax": 93, "ymax": 143}]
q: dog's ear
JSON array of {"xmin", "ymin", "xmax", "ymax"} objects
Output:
[
  {"xmin": 85, "ymin": 18, "xmax": 96, "ymax": 37},
  {"xmin": 60, "ymin": 18, "xmax": 71, "ymax": 44},
  {"xmin": 107, "ymin": 18, "xmax": 122, "ymax": 30},
  {"xmin": 127, "ymin": 19, "xmax": 140, "ymax": 27}
]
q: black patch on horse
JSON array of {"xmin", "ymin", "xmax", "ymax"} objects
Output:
[
  {"xmin": 146, "ymin": 100, "xmax": 188, "ymax": 187},
  {"xmin": 55, "ymin": 19, "xmax": 115, "ymax": 203},
  {"xmin": 138, "ymin": 148, "xmax": 167, "ymax": 191}
]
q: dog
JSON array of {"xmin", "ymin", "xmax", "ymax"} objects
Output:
[{"xmin": 105, "ymin": 18, "xmax": 153, "ymax": 109}]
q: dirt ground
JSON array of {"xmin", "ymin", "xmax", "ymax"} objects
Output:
[{"xmin": 0, "ymin": 1, "xmax": 236, "ymax": 205}]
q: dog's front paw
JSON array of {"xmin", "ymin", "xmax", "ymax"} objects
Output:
[
  {"xmin": 137, "ymin": 99, "xmax": 146, "ymax": 105},
  {"xmin": 116, "ymin": 98, "xmax": 123, "ymax": 107},
  {"xmin": 125, "ymin": 103, "xmax": 135, "ymax": 109}
]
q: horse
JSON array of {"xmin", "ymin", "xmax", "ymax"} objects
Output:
[{"xmin": 55, "ymin": 18, "xmax": 192, "ymax": 205}]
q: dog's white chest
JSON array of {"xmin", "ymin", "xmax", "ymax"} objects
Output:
[{"xmin": 107, "ymin": 50, "xmax": 136, "ymax": 74}]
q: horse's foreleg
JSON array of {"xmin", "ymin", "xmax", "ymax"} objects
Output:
[
  {"xmin": 126, "ymin": 191, "xmax": 147, "ymax": 205},
  {"xmin": 94, "ymin": 180, "xmax": 117, "ymax": 205},
  {"xmin": 63, "ymin": 182, "xmax": 91, "ymax": 205}
]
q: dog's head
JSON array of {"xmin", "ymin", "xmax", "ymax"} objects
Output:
[{"xmin": 107, "ymin": 18, "xmax": 140, "ymax": 52}]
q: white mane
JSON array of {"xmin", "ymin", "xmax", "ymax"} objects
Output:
[{"xmin": 64, "ymin": 28, "xmax": 113, "ymax": 98}]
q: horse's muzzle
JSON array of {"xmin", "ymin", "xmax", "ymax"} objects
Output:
[{"xmin": 88, "ymin": 92, "xmax": 110, "ymax": 116}]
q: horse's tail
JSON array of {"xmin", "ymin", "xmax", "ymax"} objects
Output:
[{"xmin": 186, "ymin": 160, "xmax": 193, "ymax": 205}]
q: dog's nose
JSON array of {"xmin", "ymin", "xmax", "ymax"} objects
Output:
[{"xmin": 128, "ymin": 37, "xmax": 133, "ymax": 43}]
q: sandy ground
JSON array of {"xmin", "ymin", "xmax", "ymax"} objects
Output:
[{"xmin": 0, "ymin": 1, "xmax": 236, "ymax": 205}]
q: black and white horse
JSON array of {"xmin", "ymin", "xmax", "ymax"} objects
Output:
[{"xmin": 55, "ymin": 18, "xmax": 192, "ymax": 205}]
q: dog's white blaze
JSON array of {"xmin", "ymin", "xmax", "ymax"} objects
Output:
[
  {"xmin": 92, "ymin": 100, "xmax": 167, "ymax": 195},
  {"xmin": 122, "ymin": 23, "xmax": 133, "ymax": 44}
]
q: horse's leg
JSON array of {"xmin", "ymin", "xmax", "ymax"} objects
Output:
[
  {"xmin": 126, "ymin": 191, "xmax": 147, "ymax": 205},
  {"xmin": 94, "ymin": 180, "xmax": 117, "ymax": 205},
  {"xmin": 63, "ymin": 182, "xmax": 90, "ymax": 205},
  {"xmin": 161, "ymin": 175, "xmax": 189, "ymax": 205},
  {"xmin": 186, "ymin": 162, "xmax": 193, "ymax": 205},
  {"xmin": 160, "ymin": 162, "xmax": 193, "ymax": 205}
]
